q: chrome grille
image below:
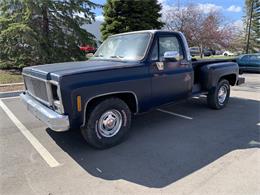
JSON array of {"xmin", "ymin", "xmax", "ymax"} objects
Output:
[{"xmin": 24, "ymin": 75, "xmax": 49, "ymax": 103}]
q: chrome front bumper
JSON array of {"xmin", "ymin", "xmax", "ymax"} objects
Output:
[{"xmin": 20, "ymin": 92, "xmax": 70, "ymax": 132}]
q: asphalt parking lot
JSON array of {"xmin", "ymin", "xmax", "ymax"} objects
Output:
[{"xmin": 0, "ymin": 73, "xmax": 259, "ymax": 195}]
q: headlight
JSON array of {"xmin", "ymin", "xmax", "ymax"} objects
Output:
[
  {"xmin": 53, "ymin": 100, "xmax": 62, "ymax": 113},
  {"xmin": 51, "ymin": 84, "xmax": 59, "ymax": 100},
  {"xmin": 50, "ymin": 83, "xmax": 64, "ymax": 114}
]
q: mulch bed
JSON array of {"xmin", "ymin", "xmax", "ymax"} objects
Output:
[{"xmin": 0, "ymin": 83, "xmax": 24, "ymax": 92}]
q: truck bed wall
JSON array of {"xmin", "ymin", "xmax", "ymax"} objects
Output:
[
  {"xmin": 192, "ymin": 59, "xmax": 236, "ymax": 84},
  {"xmin": 192, "ymin": 59, "xmax": 239, "ymax": 91}
]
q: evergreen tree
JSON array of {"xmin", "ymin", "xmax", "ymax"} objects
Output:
[
  {"xmin": 101, "ymin": 0, "xmax": 164, "ymax": 40},
  {"xmin": 0, "ymin": 0, "xmax": 99, "ymax": 68},
  {"xmin": 243, "ymin": 0, "xmax": 260, "ymax": 53}
]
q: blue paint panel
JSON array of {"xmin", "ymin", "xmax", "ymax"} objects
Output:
[{"xmin": 21, "ymin": 30, "xmax": 241, "ymax": 129}]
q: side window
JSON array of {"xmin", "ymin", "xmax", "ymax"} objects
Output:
[
  {"xmin": 249, "ymin": 55, "xmax": 258, "ymax": 61},
  {"xmin": 150, "ymin": 40, "xmax": 158, "ymax": 61},
  {"xmin": 242, "ymin": 55, "xmax": 249, "ymax": 61},
  {"xmin": 159, "ymin": 36, "xmax": 183, "ymax": 61}
]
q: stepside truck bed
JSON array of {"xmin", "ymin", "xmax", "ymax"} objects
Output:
[
  {"xmin": 191, "ymin": 58, "xmax": 239, "ymax": 94},
  {"xmin": 192, "ymin": 58, "xmax": 237, "ymax": 84}
]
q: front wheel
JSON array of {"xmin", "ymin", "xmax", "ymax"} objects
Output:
[
  {"xmin": 207, "ymin": 79, "xmax": 230, "ymax": 109},
  {"xmin": 81, "ymin": 98, "xmax": 131, "ymax": 149}
]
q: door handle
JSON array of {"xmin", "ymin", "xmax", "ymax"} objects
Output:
[
  {"xmin": 180, "ymin": 61, "xmax": 190, "ymax": 65},
  {"xmin": 153, "ymin": 73, "xmax": 166, "ymax": 77}
]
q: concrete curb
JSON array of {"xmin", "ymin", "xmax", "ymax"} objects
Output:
[
  {"xmin": 0, "ymin": 82, "xmax": 24, "ymax": 98},
  {"xmin": 0, "ymin": 90, "xmax": 23, "ymax": 99},
  {"xmin": 0, "ymin": 82, "xmax": 24, "ymax": 87}
]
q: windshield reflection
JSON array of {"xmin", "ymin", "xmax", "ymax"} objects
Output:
[{"xmin": 91, "ymin": 32, "xmax": 151, "ymax": 61}]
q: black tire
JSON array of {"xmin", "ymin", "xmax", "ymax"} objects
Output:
[
  {"xmin": 81, "ymin": 98, "xmax": 131, "ymax": 149},
  {"xmin": 207, "ymin": 79, "xmax": 230, "ymax": 109}
]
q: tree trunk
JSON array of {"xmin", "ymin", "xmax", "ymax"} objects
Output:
[
  {"xmin": 42, "ymin": 5, "xmax": 49, "ymax": 39},
  {"xmin": 41, "ymin": 4, "xmax": 50, "ymax": 62},
  {"xmin": 200, "ymin": 44, "xmax": 203, "ymax": 59}
]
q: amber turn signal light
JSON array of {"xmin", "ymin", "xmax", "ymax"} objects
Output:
[{"xmin": 77, "ymin": 96, "xmax": 82, "ymax": 112}]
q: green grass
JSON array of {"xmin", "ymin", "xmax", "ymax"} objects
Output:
[
  {"xmin": 0, "ymin": 70, "xmax": 23, "ymax": 84},
  {"xmin": 193, "ymin": 55, "xmax": 238, "ymax": 60}
]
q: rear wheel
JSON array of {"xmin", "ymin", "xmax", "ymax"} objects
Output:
[
  {"xmin": 81, "ymin": 98, "xmax": 131, "ymax": 149},
  {"xmin": 207, "ymin": 79, "xmax": 230, "ymax": 109}
]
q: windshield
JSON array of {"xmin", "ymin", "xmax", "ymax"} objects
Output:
[{"xmin": 92, "ymin": 32, "xmax": 151, "ymax": 61}]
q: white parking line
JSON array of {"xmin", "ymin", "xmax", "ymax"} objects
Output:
[
  {"xmin": 157, "ymin": 109, "xmax": 193, "ymax": 120},
  {"xmin": 0, "ymin": 99, "xmax": 60, "ymax": 168},
  {"xmin": 0, "ymin": 96, "xmax": 20, "ymax": 100}
]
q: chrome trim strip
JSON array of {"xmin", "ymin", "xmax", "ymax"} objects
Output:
[
  {"xmin": 20, "ymin": 92, "xmax": 70, "ymax": 132},
  {"xmin": 49, "ymin": 81, "xmax": 65, "ymax": 114},
  {"xmin": 82, "ymin": 91, "xmax": 139, "ymax": 127},
  {"xmin": 177, "ymin": 32, "xmax": 192, "ymax": 61},
  {"xmin": 46, "ymin": 82, "xmax": 53, "ymax": 106},
  {"xmin": 22, "ymin": 73, "xmax": 48, "ymax": 82}
]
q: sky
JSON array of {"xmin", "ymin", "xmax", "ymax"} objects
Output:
[
  {"xmin": 92, "ymin": 0, "xmax": 244, "ymax": 25},
  {"xmin": 86, "ymin": 0, "xmax": 245, "ymax": 40}
]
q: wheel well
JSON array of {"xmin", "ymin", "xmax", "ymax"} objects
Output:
[
  {"xmin": 85, "ymin": 93, "xmax": 138, "ymax": 114},
  {"xmin": 220, "ymin": 74, "xmax": 237, "ymax": 86}
]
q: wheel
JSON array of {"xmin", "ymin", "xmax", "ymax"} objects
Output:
[
  {"xmin": 207, "ymin": 79, "xmax": 230, "ymax": 109},
  {"xmin": 81, "ymin": 98, "xmax": 131, "ymax": 149},
  {"xmin": 224, "ymin": 53, "xmax": 228, "ymax": 56}
]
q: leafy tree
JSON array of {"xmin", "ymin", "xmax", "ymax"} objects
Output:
[
  {"xmin": 243, "ymin": 0, "xmax": 260, "ymax": 53},
  {"xmin": 0, "ymin": 0, "xmax": 99, "ymax": 69},
  {"xmin": 164, "ymin": 4, "xmax": 233, "ymax": 58},
  {"xmin": 101, "ymin": 0, "xmax": 164, "ymax": 40}
]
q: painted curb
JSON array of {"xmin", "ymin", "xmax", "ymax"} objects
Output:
[{"xmin": 0, "ymin": 90, "xmax": 23, "ymax": 99}]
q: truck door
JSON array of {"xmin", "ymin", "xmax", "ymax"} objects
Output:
[{"xmin": 149, "ymin": 33, "xmax": 193, "ymax": 106}]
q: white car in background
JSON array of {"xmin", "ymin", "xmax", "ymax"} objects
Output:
[{"xmin": 223, "ymin": 51, "xmax": 235, "ymax": 56}]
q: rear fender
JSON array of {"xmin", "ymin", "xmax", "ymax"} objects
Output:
[{"xmin": 200, "ymin": 62, "xmax": 239, "ymax": 90}]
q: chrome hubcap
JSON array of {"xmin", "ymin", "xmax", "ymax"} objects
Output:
[
  {"xmin": 97, "ymin": 110, "xmax": 122, "ymax": 137},
  {"xmin": 218, "ymin": 85, "xmax": 227, "ymax": 104}
]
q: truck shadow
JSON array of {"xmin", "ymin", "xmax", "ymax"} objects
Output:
[{"xmin": 47, "ymin": 97, "xmax": 259, "ymax": 188}]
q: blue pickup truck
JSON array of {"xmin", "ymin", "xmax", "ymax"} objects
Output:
[{"xmin": 20, "ymin": 30, "xmax": 245, "ymax": 148}]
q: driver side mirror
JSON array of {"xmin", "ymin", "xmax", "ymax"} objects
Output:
[{"xmin": 163, "ymin": 51, "xmax": 180, "ymax": 61}]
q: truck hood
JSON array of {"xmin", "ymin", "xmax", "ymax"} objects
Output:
[{"xmin": 23, "ymin": 60, "xmax": 139, "ymax": 81}]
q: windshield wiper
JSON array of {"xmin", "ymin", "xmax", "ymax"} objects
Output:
[
  {"xmin": 110, "ymin": 55, "xmax": 124, "ymax": 59},
  {"xmin": 94, "ymin": 54, "xmax": 103, "ymax": 57}
]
